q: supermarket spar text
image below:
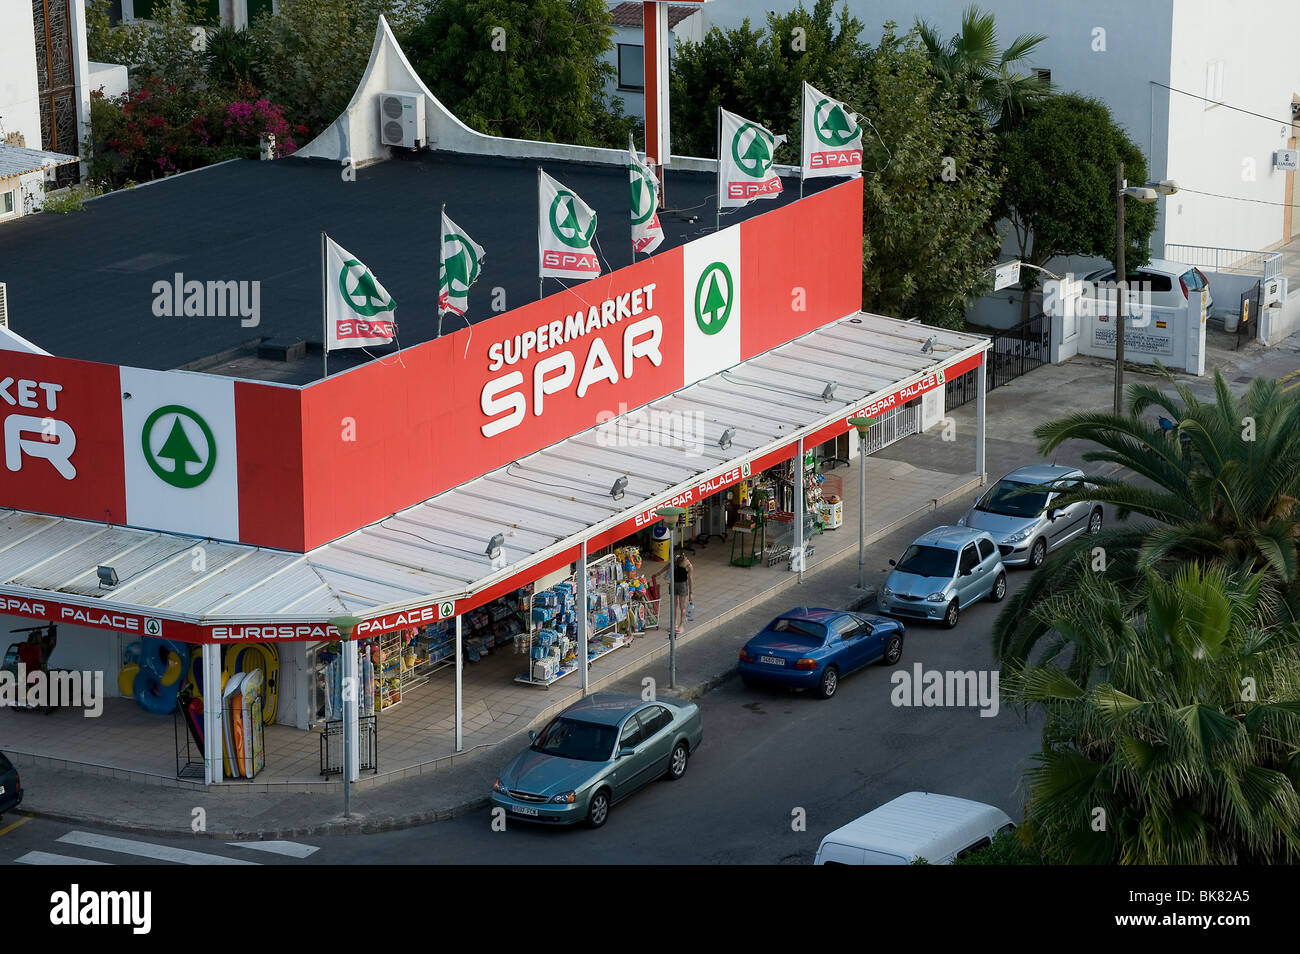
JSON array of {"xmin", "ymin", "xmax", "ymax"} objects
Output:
[{"xmin": 480, "ymin": 282, "xmax": 663, "ymax": 438}]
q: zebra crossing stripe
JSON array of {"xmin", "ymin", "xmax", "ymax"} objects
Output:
[
  {"xmin": 16, "ymin": 850, "xmax": 110, "ymax": 865},
  {"xmin": 57, "ymin": 831, "xmax": 259, "ymax": 865},
  {"xmin": 229, "ymin": 840, "xmax": 319, "ymax": 858}
]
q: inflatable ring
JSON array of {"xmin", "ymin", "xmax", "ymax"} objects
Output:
[
  {"xmin": 117, "ymin": 663, "xmax": 140, "ymax": 697},
  {"xmin": 159, "ymin": 650, "xmax": 184, "ymax": 686},
  {"xmin": 185, "ymin": 647, "xmax": 204, "ymax": 699},
  {"xmin": 229, "ymin": 643, "xmax": 280, "ymax": 726},
  {"xmin": 134, "ymin": 637, "xmax": 190, "ymax": 714}
]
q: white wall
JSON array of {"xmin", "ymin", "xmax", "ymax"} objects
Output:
[
  {"xmin": 0, "ymin": 2, "xmax": 42, "ymax": 148},
  {"xmin": 1163, "ymin": 0, "xmax": 1300, "ymax": 253},
  {"xmin": 88, "ymin": 61, "xmax": 129, "ymax": 101},
  {"xmin": 0, "ymin": 615, "xmax": 122, "ymax": 694}
]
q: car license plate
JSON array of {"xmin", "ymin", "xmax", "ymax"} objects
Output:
[
  {"xmin": 511, "ymin": 804, "xmax": 538, "ymax": 816},
  {"xmin": 760, "ymin": 655, "xmax": 785, "ymax": 666}
]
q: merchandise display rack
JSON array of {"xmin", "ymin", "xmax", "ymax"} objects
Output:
[{"xmin": 516, "ymin": 547, "xmax": 657, "ymax": 688}]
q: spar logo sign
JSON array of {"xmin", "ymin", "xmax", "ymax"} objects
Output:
[
  {"xmin": 549, "ymin": 191, "xmax": 598, "ymax": 248},
  {"xmin": 440, "ymin": 231, "xmax": 482, "ymax": 298},
  {"xmin": 731, "ymin": 123, "xmax": 778, "ymax": 179},
  {"xmin": 813, "ymin": 98, "xmax": 860, "ymax": 147},
  {"xmin": 338, "ymin": 257, "xmax": 396, "ymax": 318},
  {"xmin": 694, "ymin": 262, "xmax": 734, "ymax": 335},
  {"xmin": 141, "ymin": 405, "xmax": 216, "ymax": 489},
  {"xmin": 630, "ymin": 164, "xmax": 657, "ymax": 226}
]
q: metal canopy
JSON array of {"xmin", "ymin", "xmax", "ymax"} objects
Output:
[
  {"xmin": 0, "ymin": 144, "xmax": 80, "ymax": 181},
  {"xmin": 0, "ymin": 313, "xmax": 988, "ymax": 628}
]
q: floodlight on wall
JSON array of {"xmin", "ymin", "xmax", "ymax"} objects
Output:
[
  {"xmin": 485, "ymin": 533, "xmax": 505, "ymax": 561},
  {"xmin": 719, "ymin": 426, "xmax": 736, "ymax": 451},
  {"xmin": 610, "ymin": 476, "xmax": 628, "ymax": 500},
  {"xmin": 97, "ymin": 565, "xmax": 118, "ymax": 588},
  {"xmin": 821, "ymin": 381, "xmax": 837, "ymax": 402},
  {"xmin": 921, "ymin": 335, "xmax": 937, "ymax": 354}
]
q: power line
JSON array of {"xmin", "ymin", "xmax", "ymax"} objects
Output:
[
  {"xmin": 1177, "ymin": 186, "xmax": 1300, "ymax": 211},
  {"xmin": 1151, "ymin": 80, "xmax": 1298, "ymax": 129}
]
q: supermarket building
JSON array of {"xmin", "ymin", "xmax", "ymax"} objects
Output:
[{"xmin": 0, "ymin": 21, "xmax": 991, "ymax": 789}]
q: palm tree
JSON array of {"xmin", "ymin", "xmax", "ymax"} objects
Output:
[
  {"xmin": 994, "ymin": 369, "xmax": 1300, "ymax": 673},
  {"xmin": 1005, "ymin": 564, "xmax": 1300, "ymax": 864},
  {"xmin": 915, "ymin": 3, "xmax": 1051, "ymax": 132}
]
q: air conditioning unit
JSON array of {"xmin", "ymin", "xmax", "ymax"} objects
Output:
[
  {"xmin": 378, "ymin": 91, "xmax": 425, "ymax": 149},
  {"xmin": 0, "ymin": 282, "xmax": 7, "ymax": 329}
]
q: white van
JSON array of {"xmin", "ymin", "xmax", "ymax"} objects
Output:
[{"xmin": 813, "ymin": 792, "xmax": 1015, "ymax": 865}]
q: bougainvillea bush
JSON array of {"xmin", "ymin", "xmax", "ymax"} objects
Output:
[{"xmin": 86, "ymin": 76, "xmax": 307, "ymax": 188}]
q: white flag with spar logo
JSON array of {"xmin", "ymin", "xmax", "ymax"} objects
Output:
[
  {"xmin": 538, "ymin": 169, "xmax": 601, "ymax": 280},
  {"xmin": 802, "ymin": 81, "xmax": 863, "ymax": 179},
  {"xmin": 439, "ymin": 210, "xmax": 485, "ymax": 317},
  {"xmin": 718, "ymin": 108, "xmax": 787, "ymax": 209},
  {"xmin": 629, "ymin": 145, "xmax": 664, "ymax": 254},
  {"xmin": 325, "ymin": 235, "xmax": 397, "ymax": 350}
]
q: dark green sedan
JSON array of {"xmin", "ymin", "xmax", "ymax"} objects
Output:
[{"xmin": 491, "ymin": 692, "xmax": 703, "ymax": 828}]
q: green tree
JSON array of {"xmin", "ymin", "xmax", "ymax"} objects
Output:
[
  {"xmin": 993, "ymin": 370, "xmax": 1300, "ymax": 676},
  {"xmin": 249, "ymin": 0, "xmax": 422, "ymax": 138},
  {"xmin": 403, "ymin": 0, "xmax": 636, "ymax": 148},
  {"xmin": 669, "ymin": 0, "xmax": 868, "ymax": 159},
  {"xmin": 915, "ymin": 2, "xmax": 1050, "ymax": 132},
  {"xmin": 998, "ymin": 93, "xmax": 1157, "ymax": 322},
  {"xmin": 1007, "ymin": 564, "xmax": 1300, "ymax": 865},
  {"xmin": 858, "ymin": 26, "xmax": 1003, "ymax": 328},
  {"xmin": 85, "ymin": 0, "xmax": 212, "ymax": 91}
]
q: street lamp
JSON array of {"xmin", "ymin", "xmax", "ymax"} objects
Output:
[
  {"xmin": 847, "ymin": 417, "xmax": 875, "ymax": 592},
  {"xmin": 1112, "ymin": 165, "xmax": 1172, "ymax": 415},
  {"xmin": 655, "ymin": 505, "xmax": 686, "ymax": 689},
  {"xmin": 328, "ymin": 614, "xmax": 362, "ymax": 820}
]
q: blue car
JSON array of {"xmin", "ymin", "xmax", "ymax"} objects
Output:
[{"xmin": 738, "ymin": 608, "xmax": 905, "ymax": 700}]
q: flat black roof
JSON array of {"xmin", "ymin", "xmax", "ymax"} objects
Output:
[{"xmin": 0, "ymin": 150, "xmax": 832, "ymax": 384}]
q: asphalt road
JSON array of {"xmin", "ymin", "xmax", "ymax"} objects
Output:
[{"xmin": 1, "ymin": 560, "xmax": 1044, "ymax": 866}]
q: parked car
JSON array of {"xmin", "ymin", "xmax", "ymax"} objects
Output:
[
  {"xmin": 813, "ymin": 791, "xmax": 1016, "ymax": 865},
  {"xmin": 0, "ymin": 751, "xmax": 22, "ymax": 820},
  {"xmin": 490, "ymin": 692, "xmax": 702, "ymax": 829},
  {"xmin": 878, "ymin": 526, "xmax": 1006, "ymax": 629},
  {"xmin": 1083, "ymin": 258, "xmax": 1213, "ymax": 315},
  {"xmin": 738, "ymin": 608, "xmax": 904, "ymax": 700},
  {"xmin": 958, "ymin": 464, "xmax": 1102, "ymax": 569}
]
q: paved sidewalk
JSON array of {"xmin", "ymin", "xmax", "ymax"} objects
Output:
[{"xmin": 13, "ymin": 331, "xmax": 1299, "ymax": 837}]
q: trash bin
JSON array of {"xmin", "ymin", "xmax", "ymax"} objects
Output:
[{"xmin": 651, "ymin": 524, "xmax": 670, "ymax": 562}]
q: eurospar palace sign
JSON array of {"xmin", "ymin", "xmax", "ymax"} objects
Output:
[{"xmin": 0, "ymin": 591, "xmax": 458, "ymax": 644}]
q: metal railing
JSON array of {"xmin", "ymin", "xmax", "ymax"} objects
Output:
[
  {"xmin": 946, "ymin": 314, "xmax": 1050, "ymax": 411},
  {"xmin": 320, "ymin": 714, "xmax": 378, "ymax": 776},
  {"xmin": 861, "ymin": 401, "xmax": 920, "ymax": 454},
  {"xmin": 1165, "ymin": 243, "xmax": 1282, "ymax": 279}
]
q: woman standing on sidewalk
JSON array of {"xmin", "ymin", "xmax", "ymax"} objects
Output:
[{"xmin": 655, "ymin": 553, "xmax": 694, "ymax": 637}]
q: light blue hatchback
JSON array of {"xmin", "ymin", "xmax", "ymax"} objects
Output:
[{"xmin": 877, "ymin": 526, "xmax": 1007, "ymax": 629}]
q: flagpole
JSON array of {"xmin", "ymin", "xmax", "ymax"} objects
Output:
[
  {"xmin": 715, "ymin": 106, "xmax": 722, "ymax": 234},
  {"xmin": 537, "ymin": 167, "xmax": 544, "ymax": 302},
  {"xmin": 799, "ymin": 82, "xmax": 806, "ymax": 200},
  {"xmin": 629, "ymin": 131, "xmax": 637, "ymax": 261},
  {"xmin": 321, "ymin": 231, "xmax": 329, "ymax": 379},
  {"xmin": 437, "ymin": 202, "xmax": 445, "ymax": 338}
]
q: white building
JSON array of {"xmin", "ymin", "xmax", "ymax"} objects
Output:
[
  {"xmin": 0, "ymin": 0, "xmax": 124, "ymax": 220},
  {"xmin": 604, "ymin": 2, "xmax": 704, "ymax": 124},
  {"xmin": 694, "ymin": 0, "xmax": 1300, "ymax": 255},
  {"xmin": 117, "ymin": 0, "xmax": 275, "ymax": 29}
]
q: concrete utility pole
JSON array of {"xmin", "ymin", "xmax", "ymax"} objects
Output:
[{"xmin": 1113, "ymin": 162, "xmax": 1127, "ymax": 416}]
